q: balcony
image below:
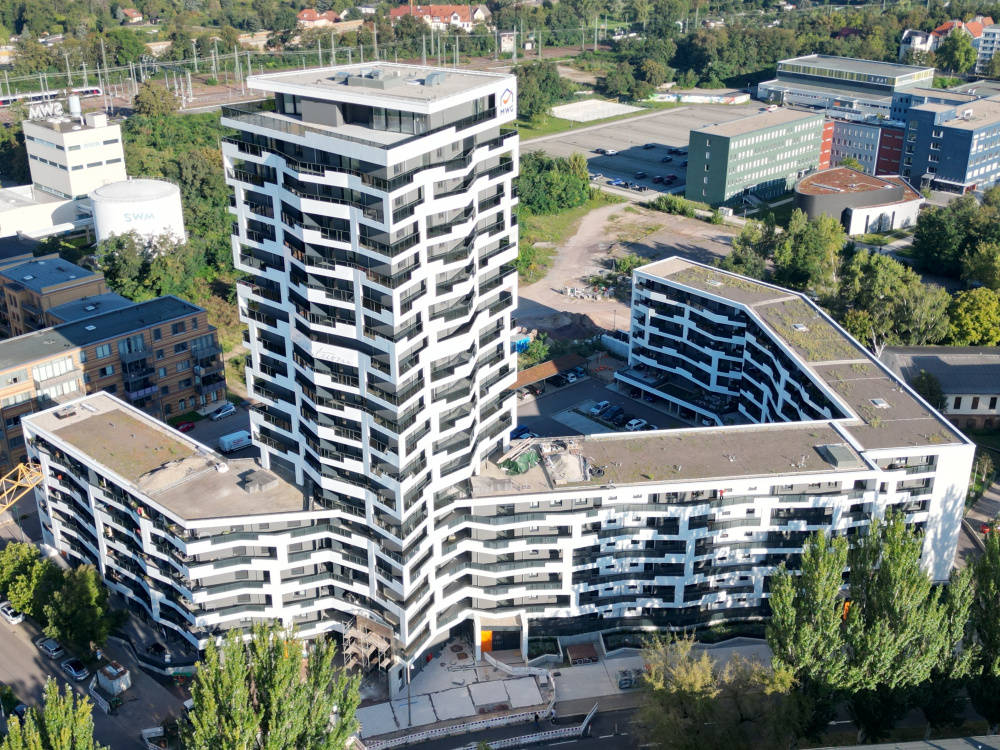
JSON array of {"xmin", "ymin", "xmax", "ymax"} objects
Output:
[
  {"xmin": 126, "ymin": 385, "xmax": 158, "ymax": 401},
  {"xmin": 119, "ymin": 348, "xmax": 150, "ymax": 365}
]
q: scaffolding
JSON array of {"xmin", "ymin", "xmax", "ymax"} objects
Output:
[
  {"xmin": 344, "ymin": 614, "xmax": 393, "ymax": 674},
  {"xmin": 0, "ymin": 462, "xmax": 43, "ymax": 515}
]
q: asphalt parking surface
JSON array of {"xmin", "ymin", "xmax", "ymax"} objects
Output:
[
  {"xmin": 524, "ymin": 103, "xmax": 757, "ymax": 197},
  {"xmin": 181, "ymin": 404, "xmax": 258, "ymax": 460},
  {"xmin": 516, "ymin": 377, "xmax": 686, "ymax": 438}
]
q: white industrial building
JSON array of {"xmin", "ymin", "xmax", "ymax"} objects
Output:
[
  {"xmin": 90, "ymin": 178, "xmax": 186, "ymax": 244},
  {"xmin": 22, "ymin": 63, "xmax": 972, "ymax": 699}
]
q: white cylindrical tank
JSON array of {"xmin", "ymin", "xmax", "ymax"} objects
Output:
[{"xmin": 89, "ymin": 178, "xmax": 186, "ymax": 246}]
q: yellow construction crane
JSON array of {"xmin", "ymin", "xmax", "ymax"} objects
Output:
[{"xmin": 0, "ymin": 462, "xmax": 43, "ymax": 515}]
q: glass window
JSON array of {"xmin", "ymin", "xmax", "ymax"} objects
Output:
[
  {"xmin": 95, "ymin": 344, "xmax": 111, "ymax": 359},
  {"xmin": 174, "ymin": 342, "xmax": 189, "ymax": 354}
]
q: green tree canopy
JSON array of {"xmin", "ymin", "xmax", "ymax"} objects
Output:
[
  {"xmin": 773, "ymin": 209, "xmax": 844, "ymax": 297},
  {"xmin": 132, "ymin": 81, "xmax": 179, "ymax": 117},
  {"xmin": 0, "ymin": 541, "xmax": 39, "ymax": 600},
  {"xmin": 516, "ymin": 152, "xmax": 591, "ymax": 215},
  {"xmin": 937, "ymin": 31, "xmax": 977, "ymax": 72},
  {"xmin": 912, "ymin": 194, "xmax": 987, "ymax": 278},
  {"xmin": 962, "ymin": 241, "xmax": 1000, "ymax": 290},
  {"xmin": 1, "ymin": 679, "xmax": 107, "ymax": 750},
  {"xmin": 514, "ymin": 61, "xmax": 573, "ymax": 120},
  {"xmin": 185, "ymin": 624, "xmax": 361, "ymax": 750},
  {"xmin": 43, "ymin": 565, "xmax": 114, "ymax": 654},
  {"xmin": 948, "ymin": 287, "xmax": 1000, "ymax": 345},
  {"xmin": 971, "ymin": 526, "xmax": 1000, "ymax": 732}
]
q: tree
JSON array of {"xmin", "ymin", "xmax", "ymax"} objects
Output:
[
  {"xmin": 185, "ymin": 625, "xmax": 361, "ymax": 750},
  {"xmin": 615, "ymin": 253, "xmax": 644, "ymax": 277},
  {"xmin": 773, "ymin": 209, "xmax": 844, "ymax": 297},
  {"xmin": 514, "ymin": 61, "xmax": 573, "ymax": 120},
  {"xmin": 604, "ymin": 62, "xmax": 637, "ymax": 99},
  {"xmin": 767, "ymin": 532, "xmax": 848, "ymax": 737},
  {"xmin": 97, "ymin": 232, "xmax": 151, "ymax": 300},
  {"xmin": 989, "ymin": 51, "xmax": 1000, "ymax": 79},
  {"xmin": 731, "ymin": 216, "xmax": 780, "ymax": 260},
  {"xmin": 717, "ymin": 245, "xmax": 767, "ymax": 280},
  {"xmin": 948, "ymin": 287, "xmax": 1000, "ymax": 345},
  {"xmin": 962, "ymin": 240, "xmax": 1000, "ymax": 289},
  {"xmin": 837, "ymin": 156, "xmax": 864, "ymax": 171},
  {"xmin": 843, "ymin": 513, "xmax": 950, "ymax": 741},
  {"xmin": 837, "ymin": 249, "xmax": 950, "ymax": 354},
  {"xmin": 909, "ymin": 370, "xmax": 945, "ymax": 410},
  {"xmin": 0, "ymin": 542, "xmax": 39, "ymax": 599},
  {"xmin": 7, "ymin": 557, "xmax": 62, "ymax": 624},
  {"xmin": 639, "ymin": 635, "xmax": 801, "ymax": 749},
  {"xmin": 516, "ymin": 152, "xmax": 590, "ymax": 215},
  {"xmin": 970, "ymin": 526, "xmax": 1000, "ymax": 732},
  {"xmin": 0, "ymin": 678, "xmax": 107, "ymax": 750},
  {"xmin": 937, "ymin": 31, "xmax": 977, "ymax": 73},
  {"xmin": 912, "ymin": 194, "xmax": 983, "ymax": 277},
  {"xmin": 132, "ymin": 81, "xmax": 179, "ymax": 117},
  {"xmin": 44, "ymin": 565, "xmax": 113, "ymax": 654},
  {"xmin": 518, "ymin": 335, "xmax": 550, "ymax": 369},
  {"xmin": 640, "ymin": 59, "xmax": 669, "ymax": 87}
]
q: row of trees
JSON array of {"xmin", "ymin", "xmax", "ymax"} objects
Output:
[
  {"xmin": 716, "ymin": 209, "xmax": 989, "ymax": 354},
  {"xmin": 0, "ymin": 543, "xmax": 120, "ymax": 655},
  {"xmin": 1, "ymin": 680, "xmax": 106, "ymax": 750},
  {"xmin": 517, "ymin": 151, "xmax": 592, "ymax": 214},
  {"xmin": 640, "ymin": 515, "xmax": 1000, "ymax": 746}
]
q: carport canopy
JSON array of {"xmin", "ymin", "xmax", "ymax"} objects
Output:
[{"xmin": 511, "ymin": 354, "xmax": 586, "ymax": 391}]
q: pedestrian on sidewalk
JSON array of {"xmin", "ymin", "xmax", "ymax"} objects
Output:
[{"xmin": 534, "ymin": 713, "xmax": 540, "ymax": 730}]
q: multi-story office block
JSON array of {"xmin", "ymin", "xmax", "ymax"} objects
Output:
[
  {"xmin": 23, "ymin": 112, "xmax": 127, "ymax": 201},
  {"xmin": 686, "ymin": 109, "xmax": 825, "ymax": 204},
  {"xmin": 902, "ymin": 95, "xmax": 1000, "ymax": 192},
  {"xmin": 25, "ymin": 254, "xmax": 971, "ymax": 693},
  {"xmin": 220, "ymin": 63, "xmax": 519, "ymax": 688},
  {"xmin": 0, "ymin": 296, "xmax": 224, "ymax": 470},
  {"xmin": 0, "ymin": 255, "xmax": 109, "ymax": 337}
]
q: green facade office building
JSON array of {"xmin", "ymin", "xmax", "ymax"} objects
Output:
[{"xmin": 686, "ymin": 109, "xmax": 826, "ymax": 205}]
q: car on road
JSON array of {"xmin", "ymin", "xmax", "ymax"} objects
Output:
[
  {"xmin": 634, "ymin": 171, "xmax": 648, "ymax": 179},
  {"xmin": 625, "ymin": 418, "xmax": 648, "ymax": 431},
  {"xmin": 660, "ymin": 155, "xmax": 673, "ymax": 163},
  {"xmin": 210, "ymin": 402, "xmax": 236, "ymax": 421},
  {"xmin": 609, "ymin": 178, "xmax": 625, "ymax": 187},
  {"xmin": 680, "ymin": 159, "xmax": 689, "ymax": 167},
  {"xmin": 664, "ymin": 175, "xmax": 678, "ymax": 184},
  {"xmin": 642, "ymin": 143, "xmax": 657, "ymax": 149},
  {"xmin": 0, "ymin": 601, "xmax": 23, "ymax": 625},
  {"xmin": 37, "ymin": 638, "xmax": 64, "ymax": 659},
  {"xmin": 590, "ymin": 400, "xmax": 610, "ymax": 416},
  {"xmin": 652, "ymin": 175, "xmax": 664, "ymax": 184},
  {"xmin": 60, "ymin": 658, "xmax": 89, "ymax": 681},
  {"xmin": 176, "ymin": 421, "xmax": 196, "ymax": 433}
]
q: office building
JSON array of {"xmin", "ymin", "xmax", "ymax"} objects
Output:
[
  {"xmin": 758, "ymin": 55, "xmax": 934, "ymax": 120},
  {"xmin": 220, "ymin": 63, "xmax": 519, "ymax": 689},
  {"xmin": 0, "ymin": 255, "xmax": 109, "ymax": 337},
  {"xmin": 24, "ymin": 253, "xmax": 971, "ymax": 691},
  {"xmin": 902, "ymin": 95, "xmax": 1000, "ymax": 192},
  {"xmin": 794, "ymin": 167, "xmax": 923, "ymax": 235},
  {"xmin": 0, "ymin": 296, "xmax": 224, "ymax": 469},
  {"xmin": 686, "ymin": 108, "xmax": 825, "ymax": 204},
  {"xmin": 883, "ymin": 346, "xmax": 1000, "ymax": 430}
]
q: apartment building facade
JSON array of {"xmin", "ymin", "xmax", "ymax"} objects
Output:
[
  {"xmin": 686, "ymin": 108, "xmax": 825, "ymax": 204},
  {"xmin": 220, "ymin": 63, "xmax": 519, "ymax": 688},
  {"xmin": 0, "ymin": 255, "xmax": 109, "ymax": 338},
  {"xmin": 0, "ymin": 296, "xmax": 224, "ymax": 470}
]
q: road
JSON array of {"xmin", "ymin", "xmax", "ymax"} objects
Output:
[{"xmin": 408, "ymin": 708, "xmax": 640, "ymax": 750}]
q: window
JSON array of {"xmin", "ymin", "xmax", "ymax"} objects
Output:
[
  {"xmin": 178, "ymin": 398, "xmax": 186, "ymax": 409},
  {"xmin": 954, "ymin": 396, "xmax": 962, "ymax": 409},
  {"xmin": 174, "ymin": 342, "xmax": 188, "ymax": 354},
  {"xmin": 98, "ymin": 365, "xmax": 114, "ymax": 378},
  {"xmin": 153, "ymin": 328, "xmax": 162, "ymax": 341},
  {"xmin": 95, "ymin": 344, "xmax": 111, "ymax": 359},
  {"xmin": 118, "ymin": 333, "xmax": 144, "ymax": 356},
  {"xmin": 991, "ymin": 397, "xmax": 998, "ymax": 410},
  {"xmin": 176, "ymin": 360, "xmax": 190, "ymax": 372},
  {"xmin": 178, "ymin": 378, "xmax": 192, "ymax": 388},
  {"xmin": 171, "ymin": 322, "xmax": 186, "ymax": 335},
  {"xmin": 32, "ymin": 356, "xmax": 74, "ymax": 384},
  {"xmin": 156, "ymin": 349, "xmax": 164, "ymax": 360},
  {"xmin": 160, "ymin": 386, "xmax": 170, "ymax": 395},
  {"xmin": 164, "ymin": 404, "xmax": 172, "ymax": 416},
  {"xmin": 973, "ymin": 397, "xmax": 981, "ymax": 410},
  {"xmin": 191, "ymin": 318, "xmax": 198, "ymax": 329},
  {"xmin": 158, "ymin": 367, "xmax": 167, "ymax": 378}
]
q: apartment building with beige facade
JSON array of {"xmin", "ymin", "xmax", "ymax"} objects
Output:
[
  {"xmin": 0, "ymin": 255, "xmax": 109, "ymax": 337},
  {"xmin": 0, "ymin": 296, "xmax": 225, "ymax": 470}
]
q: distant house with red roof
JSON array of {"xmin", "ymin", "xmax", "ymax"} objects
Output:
[
  {"xmin": 388, "ymin": 4, "xmax": 492, "ymax": 31},
  {"xmin": 900, "ymin": 16, "xmax": 994, "ymax": 61},
  {"xmin": 120, "ymin": 8, "xmax": 143, "ymax": 24},
  {"xmin": 297, "ymin": 8, "xmax": 341, "ymax": 28}
]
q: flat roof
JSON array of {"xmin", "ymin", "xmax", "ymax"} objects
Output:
[
  {"xmin": 778, "ymin": 54, "xmax": 934, "ymax": 79},
  {"xmin": 45, "ymin": 293, "xmax": 133, "ymax": 324},
  {"xmin": 249, "ymin": 63, "xmax": 510, "ymax": 109},
  {"xmin": 912, "ymin": 96, "xmax": 1000, "ymax": 129},
  {"xmin": 27, "ymin": 393, "xmax": 306, "ymax": 521},
  {"xmin": 512, "ymin": 354, "xmax": 586, "ymax": 390},
  {"xmin": 796, "ymin": 167, "xmax": 921, "ymax": 202},
  {"xmin": 0, "ymin": 295, "xmax": 202, "ymax": 373},
  {"xmin": 694, "ymin": 108, "xmax": 821, "ymax": 138},
  {"xmin": 759, "ymin": 77, "xmax": 895, "ymax": 105},
  {"xmin": 882, "ymin": 346, "xmax": 1000, "ymax": 395},
  {"xmin": 905, "ymin": 87, "xmax": 979, "ymax": 103},
  {"xmin": 0, "ymin": 257, "xmax": 99, "ymax": 293},
  {"xmin": 952, "ymin": 80, "xmax": 1000, "ymax": 98}
]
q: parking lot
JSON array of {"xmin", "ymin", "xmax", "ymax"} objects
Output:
[
  {"xmin": 524, "ymin": 103, "xmax": 756, "ymax": 198},
  {"xmin": 181, "ymin": 403, "xmax": 258, "ymax": 460},
  {"xmin": 516, "ymin": 377, "xmax": 686, "ymax": 438}
]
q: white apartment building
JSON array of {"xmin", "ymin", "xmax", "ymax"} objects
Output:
[
  {"xmin": 23, "ymin": 112, "xmax": 127, "ymax": 201},
  {"xmin": 21, "ymin": 66, "xmax": 971, "ymax": 697}
]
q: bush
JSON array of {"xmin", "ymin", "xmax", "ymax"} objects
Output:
[
  {"xmin": 707, "ymin": 210, "xmax": 724, "ymax": 225},
  {"xmin": 203, "ymin": 77, "xmax": 219, "ymax": 86},
  {"xmin": 648, "ymin": 194, "xmax": 696, "ymax": 218},
  {"xmin": 527, "ymin": 637, "xmax": 559, "ymax": 659},
  {"xmin": 604, "ymin": 631, "xmax": 647, "ymax": 651}
]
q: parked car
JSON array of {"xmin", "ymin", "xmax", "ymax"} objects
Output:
[
  {"xmin": 590, "ymin": 400, "xmax": 610, "ymax": 416},
  {"xmin": 680, "ymin": 159, "xmax": 689, "ymax": 167},
  {"xmin": 652, "ymin": 175, "xmax": 664, "ymax": 184},
  {"xmin": 565, "ymin": 372, "xmax": 580, "ymax": 384},
  {"xmin": 611, "ymin": 413, "xmax": 629, "ymax": 427},
  {"xmin": 511, "ymin": 426, "xmax": 532, "ymax": 439},
  {"xmin": 635, "ymin": 171, "xmax": 648, "ymax": 179},
  {"xmin": 218, "ymin": 430, "xmax": 252, "ymax": 454},
  {"xmin": 0, "ymin": 601, "xmax": 23, "ymax": 625},
  {"xmin": 664, "ymin": 175, "xmax": 678, "ymax": 184},
  {"xmin": 60, "ymin": 658, "xmax": 89, "ymax": 681},
  {"xmin": 641, "ymin": 423, "xmax": 658, "ymax": 431},
  {"xmin": 605, "ymin": 149, "xmax": 618, "ymax": 155},
  {"xmin": 37, "ymin": 639, "xmax": 64, "ymax": 659},
  {"xmin": 176, "ymin": 421, "xmax": 196, "ymax": 433},
  {"xmin": 210, "ymin": 402, "xmax": 236, "ymax": 421},
  {"xmin": 603, "ymin": 406, "xmax": 624, "ymax": 422},
  {"xmin": 527, "ymin": 383, "xmax": 544, "ymax": 396},
  {"xmin": 625, "ymin": 418, "xmax": 648, "ymax": 431},
  {"xmin": 661, "ymin": 155, "xmax": 673, "ymax": 163},
  {"xmin": 595, "ymin": 148, "xmax": 608, "ymax": 154},
  {"xmin": 547, "ymin": 374, "xmax": 568, "ymax": 388},
  {"xmin": 12, "ymin": 704, "xmax": 28, "ymax": 720},
  {"xmin": 642, "ymin": 143, "xmax": 657, "ymax": 149}
]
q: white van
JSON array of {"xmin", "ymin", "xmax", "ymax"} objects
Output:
[{"xmin": 218, "ymin": 430, "xmax": 251, "ymax": 453}]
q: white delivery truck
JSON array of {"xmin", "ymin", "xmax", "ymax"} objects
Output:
[{"xmin": 217, "ymin": 430, "xmax": 252, "ymax": 454}]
